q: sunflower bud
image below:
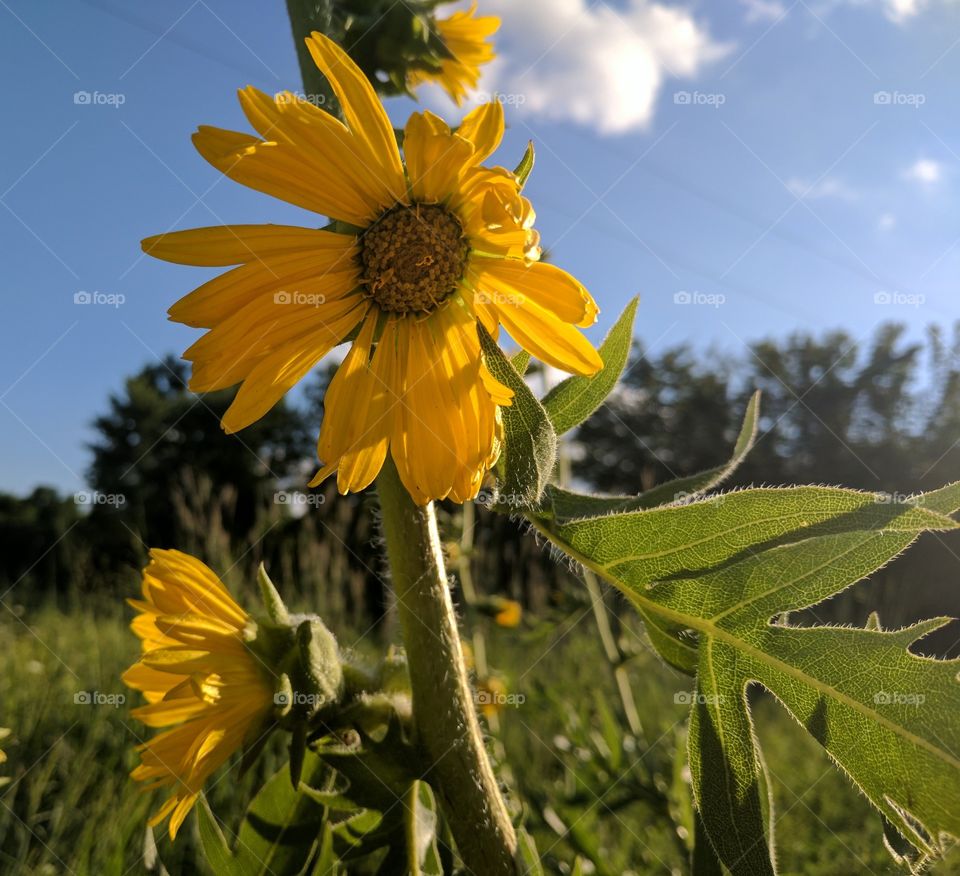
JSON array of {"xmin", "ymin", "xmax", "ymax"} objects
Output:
[
  {"xmin": 248, "ymin": 566, "xmax": 344, "ymax": 725},
  {"xmin": 319, "ymin": 0, "xmax": 451, "ymax": 96}
]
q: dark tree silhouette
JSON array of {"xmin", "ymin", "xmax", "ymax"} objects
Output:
[{"xmin": 86, "ymin": 356, "xmax": 313, "ymax": 557}]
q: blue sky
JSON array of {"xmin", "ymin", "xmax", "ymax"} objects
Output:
[{"xmin": 1, "ymin": 0, "xmax": 959, "ymax": 496}]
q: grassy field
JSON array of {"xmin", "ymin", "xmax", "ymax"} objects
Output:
[{"xmin": 1, "ymin": 600, "xmax": 957, "ymax": 875}]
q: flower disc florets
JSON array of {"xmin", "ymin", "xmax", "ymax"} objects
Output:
[{"xmin": 360, "ymin": 204, "xmax": 469, "ymax": 314}]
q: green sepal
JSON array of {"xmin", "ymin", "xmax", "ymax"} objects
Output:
[
  {"xmin": 257, "ymin": 563, "xmax": 289, "ymax": 624},
  {"xmin": 289, "ymin": 722, "xmax": 307, "ymax": 790},
  {"xmin": 297, "ymin": 617, "xmax": 344, "ymax": 713},
  {"xmin": 513, "ymin": 141, "xmax": 535, "ymax": 190},
  {"xmin": 478, "ymin": 324, "xmax": 557, "ymax": 509}
]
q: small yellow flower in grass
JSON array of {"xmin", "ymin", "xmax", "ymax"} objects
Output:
[
  {"xmin": 0, "ymin": 728, "xmax": 9, "ymax": 789},
  {"xmin": 123, "ymin": 549, "xmax": 274, "ymax": 841},
  {"xmin": 493, "ymin": 597, "xmax": 522, "ymax": 628},
  {"xmin": 409, "ymin": 2, "xmax": 500, "ymax": 105},
  {"xmin": 142, "ymin": 33, "xmax": 602, "ymax": 505},
  {"xmin": 477, "ymin": 675, "xmax": 508, "ymax": 719}
]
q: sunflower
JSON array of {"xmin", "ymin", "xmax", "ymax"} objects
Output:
[
  {"xmin": 123, "ymin": 549, "xmax": 274, "ymax": 840},
  {"xmin": 142, "ymin": 32, "xmax": 601, "ymax": 505},
  {"xmin": 409, "ymin": 2, "xmax": 500, "ymax": 105}
]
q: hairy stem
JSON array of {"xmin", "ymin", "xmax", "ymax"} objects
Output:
[{"xmin": 377, "ymin": 459, "xmax": 517, "ymax": 875}]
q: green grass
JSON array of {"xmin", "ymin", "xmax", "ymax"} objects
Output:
[{"xmin": 1, "ymin": 603, "xmax": 957, "ymax": 874}]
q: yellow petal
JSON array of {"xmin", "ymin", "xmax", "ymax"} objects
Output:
[
  {"xmin": 319, "ymin": 314, "xmax": 400, "ymax": 493},
  {"xmin": 142, "ymin": 549, "xmax": 248, "ymax": 628},
  {"xmin": 221, "ymin": 300, "xmax": 370, "ymax": 433},
  {"xmin": 469, "ymin": 256, "xmax": 599, "ymax": 327},
  {"xmin": 168, "ymin": 244, "xmax": 358, "ymax": 330},
  {"xmin": 432, "ymin": 303, "xmax": 502, "ymax": 499},
  {"xmin": 132, "ymin": 696, "xmax": 210, "ymax": 728},
  {"xmin": 192, "ymin": 125, "xmax": 375, "ymax": 226},
  {"xmin": 304, "ymin": 33, "xmax": 405, "ymax": 199},
  {"xmin": 122, "ymin": 663, "xmax": 185, "ymax": 702},
  {"xmin": 392, "ymin": 318, "xmax": 460, "ymax": 502},
  {"xmin": 184, "ymin": 283, "xmax": 362, "ymax": 395},
  {"xmin": 143, "ymin": 224, "xmax": 353, "ymax": 268},
  {"xmin": 404, "ymin": 112, "xmax": 475, "ymax": 203},
  {"xmin": 456, "ymin": 101, "xmax": 504, "ymax": 164},
  {"xmin": 168, "ymin": 793, "xmax": 199, "ymax": 840},
  {"xmin": 237, "ymin": 86, "xmax": 399, "ymax": 218},
  {"xmin": 183, "ymin": 279, "xmax": 360, "ymax": 370},
  {"xmin": 491, "ymin": 289, "xmax": 602, "ymax": 376}
]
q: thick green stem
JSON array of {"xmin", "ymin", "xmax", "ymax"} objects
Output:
[
  {"xmin": 377, "ymin": 459, "xmax": 517, "ymax": 875},
  {"xmin": 284, "ymin": 0, "xmax": 340, "ymax": 115}
]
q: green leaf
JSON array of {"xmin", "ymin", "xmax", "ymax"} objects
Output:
[
  {"xmin": 511, "ymin": 349, "xmax": 532, "ymax": 375},
  {"xmin": 479, "ymin": 323, "xmax": 557, "ymax": 508},
  {"xmin": 625, "ymin": 389, "xmax": 760, "ymax": 509},
  {"xmin": 593, "ymin": 691, "xmax": 623, "ymax": 772},
  {"xmin": 541, "ymin": 297, "xmax": 638, "ymax": 435},
  {"xmin": 538, "ymin": 390, "xmax": 760, "ymax": 522},
  {"xmin": 298, "ymin": 777, "xmax": 364, "ymax": 814},
  {"xmin": 539, "ymin": 486, "xmax": 951, "ymax": 583},
  {"xmin": 406, "ymin": 781, "xmax": 443, "ymax": 876},
  {"xmin": 687, "ymin": 650, "xmax": 773, "ymax": 875},
  {"xmin": 227, "ymin": 751, "xmax": 329, "ymax": 876},
  {"xmin": 691, "ymin": 810, "xmax": 725, "ymax": 876},
  {"xmin": 330, "ymin": 809, "xmax": 384, "ymax": 851},
  {"xmin": 197, "ymin": 798, "xmax": 240, "ymax": 876},
  {"xmin": 515, "ymin": 828, "xmax": 545, "ymax": 875},
  {"xmin": 529, "ymin": 482, "xmax": 960, "ymax": 872}
]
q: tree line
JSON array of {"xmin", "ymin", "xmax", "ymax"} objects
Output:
[{"xmin": 3, "ymin": 323, "xmax": 959, "ymax": 649}]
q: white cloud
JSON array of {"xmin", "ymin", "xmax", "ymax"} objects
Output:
[
  {"xmin": 884, "ymin": 0, "xmax": 923, "ymax": 21},
  {"xmin": 786, "ymin": 176, "xmax": 860, "ymax": 201},
  {"xmin": 877, "ymin": 212, "xmax": 897, "ymax": 230},
  {"xmin": 903, "ymin": 158, "xmax": 943, "ymax": 184},
  {"xmin": 467, "ymin": 0, "xmax": 729, "ymax": 135},
  {"xmin": 811, "ymin": 0, "xmax": 958, "ymax": 24},
  {"xmin": 740, "ymin": 0, "xmax": 789, "ymax": 23},
  {"xmin": 861, "ymin": 0, "xmax": 960, "ymax": 23}
]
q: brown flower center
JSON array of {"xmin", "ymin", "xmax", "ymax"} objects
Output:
[{"xmin": 359, "ymin": 204, "xmax": 469, "ymax": 314}]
